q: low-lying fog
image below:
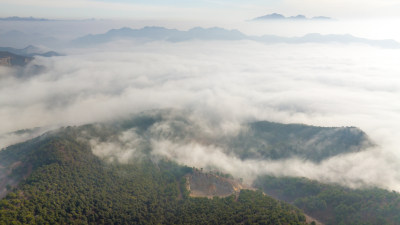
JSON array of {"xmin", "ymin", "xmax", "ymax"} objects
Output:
[{"xmin": 1, "ymin": 39, "xmax": 400, "ymax": 190}]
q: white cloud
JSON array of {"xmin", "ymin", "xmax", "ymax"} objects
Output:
[
  {"xmin": 151, "ymin": 140, "xmax": 400, "ymax": 190},
  {"xmin": 1, "ymin": 40, "xmax": 400, "ymax": 190},
  {"xmin": 90, "ymin": 129, "xmax": 143, "ymax": 163}
]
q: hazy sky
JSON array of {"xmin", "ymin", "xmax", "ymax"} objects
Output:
[{"xmin": 1, "ymin": 0, "xmax": 400, "ymax": 20}]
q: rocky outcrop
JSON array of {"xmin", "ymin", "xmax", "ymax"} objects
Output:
[
  {"xmin": 0, "ymin": 56, "xmax": 11, "ymax": 66},
  {"xmin": 0, "ymin": 51, "xmax": 32, "ymax": 67},
  {"xmin": 186, "ymin": 170, "xmax": 247, "ymax": 198}
]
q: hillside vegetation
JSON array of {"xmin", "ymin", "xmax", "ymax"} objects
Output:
[
  {"xmin": 0, "ymin": 111, "xmax": 382, "ymax": 224},
  {"xmin": 229, "ymin": 121, "xmax": 372, "ymax": 162},
  {"xmin": 255, "ymin": 176, "xmax": 400, "ymax": 225},
  {"xmin": 76, "ymin": 110, "xmax": 373, "ymax": 162},
  {"xmin": 0, "ymin": 127, "xmax": 307, "ymax": 224}
]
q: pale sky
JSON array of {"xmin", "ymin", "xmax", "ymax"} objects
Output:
[{"xmin": 1, "ymin": 0, "xmax": 400, "ymax": 20}]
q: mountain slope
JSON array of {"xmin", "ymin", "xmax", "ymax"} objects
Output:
[
  {"xmin": 0, "ymin": 51, "xmax": 32, "ymax": 67},
  {"xmin": 254, "ymin": 175, "xmax": 400, "ymax": 225},
  {"xmin": 186, "ymin": 169, "xmax": 247, "ymax": 198},
  {"xmin": 229, "ymin": 121, "xmax": 372, "ymax": 162},
  {"xmin": 0, "ymin": 127, "xmax": 307, "ymax": 224},
  {"xmin": 0, "ymin": 46, "xmax": 61, "ymax": 57},
  {"xmin": 83, "ymin": 110, "xmax": 372, "ymax": 163},
  {"xmin": 0, "ymin": 111, "xmax": 394, "ymax": 224}
]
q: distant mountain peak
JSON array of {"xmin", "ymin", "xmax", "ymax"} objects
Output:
[
  {"xmin": 71, "ymin": 26, "xmax": 400, "ymax": 49},
  {"xmin": 71, "ymin": 26, "xmax": 247, "ymax": 46},
  {"xmin": 290, "ymin": 15, "xmax": 307, "ymax": 20},
  {"xmin": 0, "ymin": 16, "xmax": 50, "ymax": 21},
  {"xmin": 21, "ymin": 45, "xmax": 44, "ymax": 54},
  {"xmin": 254, "ymin": 13, "xmax": 285, "ymax": 20},
  {"xmin": 312, "ymin": 16, "xmax": 332, "ymax": 20},
  {"xmin": 142, "ymin": 26, "xmax": 167, "ymax": 29},
  {"xmin": 253, "ymin": 13, "xmax": 332, "ymax": 21},
  {"xmin": 0, "ymin": 46, "xmax": 62, "ymax": 57}
]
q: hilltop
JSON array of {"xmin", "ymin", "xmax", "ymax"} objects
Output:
[
  {"xmin": 0, "ymin": 125, "xmax": 307, "ymax": 224},
  {"xmin": 1, "ymin": 110, "xmax": 398, "ymax": 224}
]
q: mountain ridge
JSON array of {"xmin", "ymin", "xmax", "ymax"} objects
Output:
[
  {"xmin": 0, "ymin": 125, "xmax": 308, "ymax": 224},
  {"xmin": 71, "ymin": 26, "xmax": 400, "ymax": 49},
  {"xmin": 0, "ymin": 45, "xmax": 61, "ymax": 57},
  {"xmin": 253, "ymin": 13, "xmax": 332, "ymax": 21},
  {"xmin": 0, "ymin": 16, "xmax": 50, "ymax": 22},
  {"xmin": 0, "ymin": 110, "xmax": 374, "ymax": 198}
]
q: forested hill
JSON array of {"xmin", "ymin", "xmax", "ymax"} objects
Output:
[
  {"xmin": 254, "ymin": 175, "xmax": 400, "ymax": 225},
  {"xmin": 0, "ymin": 111, "xmax": 379, "ymax": 224},
  {"xmin": 229, "ymin": 121, "xmax": 372, "ymax": 162},
  {"xmin": 1, "ymin": 110, "xmax": 373, "ymax": 200},
  {"xmin": 0, "ymin": 127, "xmax": 307, "ymax": 224},
  {"xmin": 74, "ymin": 110, "xmax": 373, "ymax": 163}
]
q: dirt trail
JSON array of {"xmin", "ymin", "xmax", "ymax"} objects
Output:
[
  {"xmin": 186, "ymin": 171, "xmax": 325, "ymax": 224},
  {"xmin": 304, "ymin": 214, "xmax": 324, "ymax": 225}
]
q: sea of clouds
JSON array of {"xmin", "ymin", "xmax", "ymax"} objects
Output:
[{"xmin": 1, "ymin": 40, "xmax": 400, "ymax": 190}]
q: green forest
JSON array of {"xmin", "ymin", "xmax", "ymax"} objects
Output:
[
  {"xmin": 0, "ymin": 116, "xmax": 398, "ymax": 225},
  {"xmin": 229, "ymin": 121, "xmax": 372, "ymax": 162},
  {"xmin": 254, "ymin": 175, "xmax": 400, "ymax": 225},
  {"xmin": 0, "ymin": 128, "xmax": 307, "ymax": 224}
]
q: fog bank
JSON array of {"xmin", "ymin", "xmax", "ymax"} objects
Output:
[{"xmin": 1, "ymin": 40, "xmax": 400, "ymax": 190}]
